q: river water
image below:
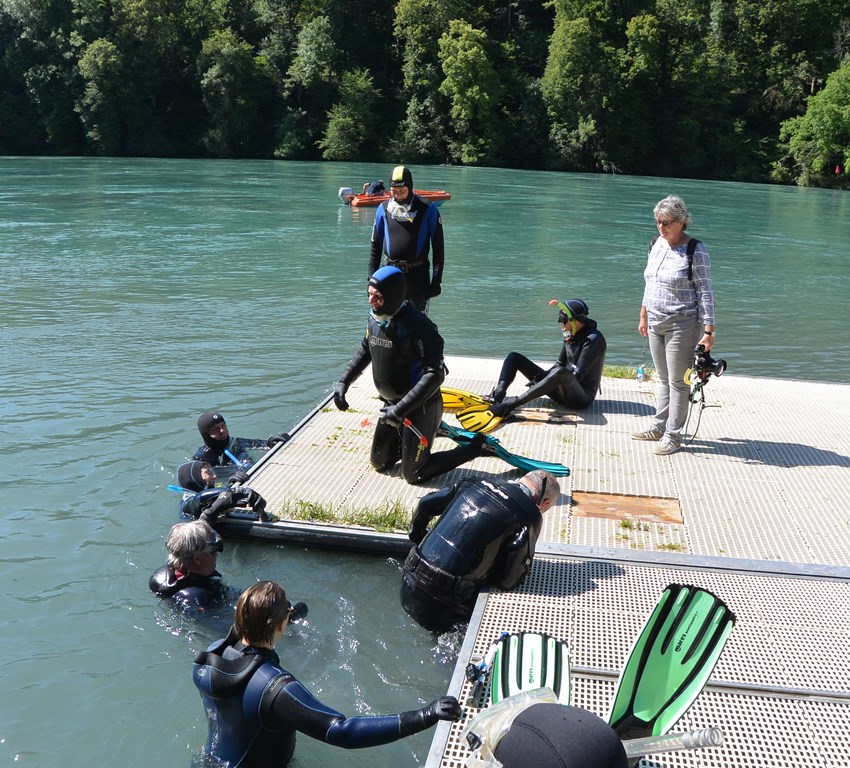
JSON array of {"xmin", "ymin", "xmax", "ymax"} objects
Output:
[{"xmin": 1, "ymin": 157, "xmax": 847, "ymax": 767}]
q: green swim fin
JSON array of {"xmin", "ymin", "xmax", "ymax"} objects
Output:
[
  {"xmin": 490, "ymin": 632, "xmax": 571, "ymax": 705},
  {"xmin": 607, "ymin": 583, "xmax": 735, "ymax": 749},
  {"xmin": 457, "ymin": 403, "xmax": 504, "ymax": 434},
  {"xmin": 441, "ymin": 387, "xmax": 490, "ymax": 411}
]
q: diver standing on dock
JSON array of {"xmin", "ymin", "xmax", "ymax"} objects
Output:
[
  {"xmin": 334, "ymin": 266, "xmax": 486, "ymax": 484},
  {"xmin": 401, "ymin": 470, "xmax": 560, "ymax": 632},
  {"xmin": 368, "ymin": 165, "xmax": 444, "ymax": 311},
  {"xmin": 193, "ymin": 581, "xmax": 461, "ymax": 767}
]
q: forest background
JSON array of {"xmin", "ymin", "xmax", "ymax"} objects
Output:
[{"xmin": 1, "ymin": 0, "xmax": 849, "ymax": 187}]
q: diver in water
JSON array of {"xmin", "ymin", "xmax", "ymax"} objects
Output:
[
  {"xmin": 401, "ymin": 470, "xmax": 560, "ymax": 633},
  {"xmin": 175, "ymin": 460, "xmax": 267, "ymax": 522},
  {"xmin": 149, "ymin": 519, "xmax": 230, "ymax": 614},
  {"xmin": 362, "ymin": 179, "xmax": 385, "ymax": 195},
  {"xmin": 193, "ymin": 580, "xmax": 460, "ymax": 768},
  {"xmin": 368, "ymin": 165, "xmax": 444, "ymax": 311},
  {"xmin": 333, "ymin": 266, "xmax": 486, "ymax": 484},
  {"xmin": 485, "ymin": 298, "xmax": 607, "ymax": 420},
  {"xmin": 192, "ymin": 411, "xmax": 289, "ymax": 469}
]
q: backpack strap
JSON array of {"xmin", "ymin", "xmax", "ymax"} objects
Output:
[{"xmin": 649, "ymin": 235, "xmax": 700, "ymax": 280}]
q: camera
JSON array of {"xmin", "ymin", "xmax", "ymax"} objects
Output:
[{"xmin": 693, "ymin": 344, "xmax": 727, "ymax": 381}]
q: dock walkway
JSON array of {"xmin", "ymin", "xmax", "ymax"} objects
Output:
[{"xmin": 223, "ymin": 355, "xmax": 850, "ymax": 768}]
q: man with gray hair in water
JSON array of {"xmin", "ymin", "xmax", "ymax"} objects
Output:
[{"xmin": 401, "ymin": 470, "xmax": 560, "ymax": 632}]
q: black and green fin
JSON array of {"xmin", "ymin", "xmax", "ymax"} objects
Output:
[
  {"xmin": 441, "ymin": 387, "xmax": 490, "ymax": 411},
  {"xmin": 607, "ymin": 583, "xmax": 735, "ymax": 745},
  {"xmin": 457, "ymin": 403, "xmax": 504, "ymax": 434},
  {"xmin": 490, "ymin": 632, "xmax": 571, "ymax": 705}
]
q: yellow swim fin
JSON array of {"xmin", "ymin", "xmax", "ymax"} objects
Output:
[
  {"xmin": 441, "ymin": 387, "xmax": 490, "ymax": 411},
  {"xmin": 457, "ymin": 403, "xmax": 504, "ymax": 433}
]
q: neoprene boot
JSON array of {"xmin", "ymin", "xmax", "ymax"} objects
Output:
[
  {"xmin": 489, "ymin": 397, "xmax": 519, "ymax": 418},
  {"xmin": 488, "ymin": 381, "xmax": 510, "ymax": 404}
]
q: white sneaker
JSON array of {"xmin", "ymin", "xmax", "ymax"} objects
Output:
[{"xmin": 654, "ymin": 436, "xmax": 682, "ymax": 455}]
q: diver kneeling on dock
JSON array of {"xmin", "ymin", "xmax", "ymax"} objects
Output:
[
  {"xmin": 193, "ymin": 581, "xmax": 461, "ymax": 767},
  {"xmin": 334, "ymin": 266, "xmax": 487, "ymax": 484},
  {"xmin": 401, "ymin": 470, "xmax": 560, "ymax": 632}
]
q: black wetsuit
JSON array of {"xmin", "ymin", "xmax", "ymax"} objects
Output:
[
  {"xmin": 339, "ymin": 302, "xmax": 480, "ymax": 484},
  {"xmin": 192, "ymin": 436, "xmax": 267, "ymax": 468},
  {"xmin": 401, "ymin": 478, "xmax": 543, "ymax": 632},
  {"xmin": 193, "ymin": 635, "xmax": 441, "ymax": 768},
  {"xmin": 180, "ymin": 487, "xmax": 266, "ymax": 522},
  {"xmin": 149, "ymin": 566, "xmax": 229, "ymax": 614},
  {"xmin": 497, "ymin": 319, "xmax": 607, "ymax": 410},
  {"xmin": 369, "ymin": 196, "xmax": 444, "ymax": 311}
]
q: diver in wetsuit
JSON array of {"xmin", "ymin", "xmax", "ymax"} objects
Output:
[
  {"xmin": 487, "ymin": 298, "xmax": 607, "ymax": 418},
  {"xmin": 193, "ymin": 411, "xmax": 288, "ymax": 469},
  {"xmin": 333, "ymin": 266, "xmax": 485, "ymax": 484},
  {"xmin": 149, "ymin": 519, "xmax": 230, "ymax": 614},
  {"xmin": 368, "ymin": 165, "xmax": 444, "ymax": 311},
  {"xmin": 401, "ymin": 471, "xmax": 560, "ymax": 633},
  {"xmin": 362, "ymin": 179, "xmax": 385, "ymax": 195},
  {"xmin": 193, "ymin": 581, "xmax": 461, "ymax": 768},
  {"xmin": 175, "ymin": 460, "xmax": 267, "ymax": 522}
]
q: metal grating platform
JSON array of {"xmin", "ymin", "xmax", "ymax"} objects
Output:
[{"xmin": 432, "ymin": 555, "xmax": 850, "ymax": 768}]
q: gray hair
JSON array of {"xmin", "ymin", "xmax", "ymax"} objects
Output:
[
  {"xmin": 166, "ymin": 519, "xmax": 216, "ymax": 569},
  {"xmin": 522, "ymin": 470, "xmax": 561, "ymax": 509},
  {"xmin": 653, "ymin": 195, "xmax": 692, "ymax": 230}
]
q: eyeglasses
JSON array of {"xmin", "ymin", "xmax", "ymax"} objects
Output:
[
  {"xmin": 267, "ymin": 602, "xmax": 295, "ymax": 625},
  {"xmin": 655, "ymin": 219, "xmax": 675, "ymax": 227},
  {"xmin": 205, "ymin": 532, "xmax": 224, "ymax": 553}
]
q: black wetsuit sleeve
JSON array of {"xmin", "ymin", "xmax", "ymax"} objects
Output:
[
  {"xmin": 339, "ymin": 336, "xmax": 372, "ymax": 387},
  {"xmin": 264, "ymin": 678, "xmax": 407, "ymax": 749},
  {"xmin": 409, "ymin": 482, "xmax": 461, "ymax": 542},
  {"xmin": 391, "ymin": 314, "xmax": 445, "ymax": 415},
  {"xmin": 429, "ymin": 207, "xmax": 444, "ymax": 285},
  {"xmin": 571, "ymin": 332, "xmax": 605, "ymax": 382},
  {"xmin": 490, "ymin": 526, "xmax": 533, "ymax": 590},
  {"xmin": 368, "ymin": 207, "xmax": 386, "ymax": 276}
]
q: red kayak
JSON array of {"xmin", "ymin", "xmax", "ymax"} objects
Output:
[{"xmin": 338, "ymin": 187, "xmax": 451, "ymax": 207}]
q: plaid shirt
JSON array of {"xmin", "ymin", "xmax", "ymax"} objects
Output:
[{"xmin": 642, "ymin": 237, "xmax": 715, "ymax": 326}]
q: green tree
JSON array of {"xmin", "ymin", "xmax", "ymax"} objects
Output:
[
  {"xmin": 777, "ymin": 61, "xmax": 850, "ymax": 186},
  {"xmin": 76, "ymin": 37, "xmax": 124, "ymax": 154},
  {"xmin": 318, "ymin": 68, "xmax": 382, "ymax": 160},
  {"xmin": 438, "ymin": 19, "xmax": 501, "ymax": 164},
  {"xmin": 199, "ymin": 28, "xmax": 276, "ymax": 157}
]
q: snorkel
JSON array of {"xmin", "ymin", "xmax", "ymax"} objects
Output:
[{"xmin": 548, "ymin": 299, "xmax": 576, "ymax": 340}]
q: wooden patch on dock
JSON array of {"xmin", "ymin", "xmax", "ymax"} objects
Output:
[{"xmin": 571, "ymin": 491, "xmax": 683, "ymax": 525}]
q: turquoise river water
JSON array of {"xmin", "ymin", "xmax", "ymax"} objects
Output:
[{"xmin": 0, "ymin": 157, "xmax": 847, "ymax": 767}]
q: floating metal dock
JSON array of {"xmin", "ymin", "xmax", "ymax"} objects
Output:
[{"xmin": 218, "ymin": 355, "xmax": 850, "ymax": 768}]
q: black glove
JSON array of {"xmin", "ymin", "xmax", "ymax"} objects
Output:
[
  {"xmin": 408, "ymin": 525, "xmax": 427, "ymax": 545},
  {"xmin": 427, "ymin": 281, "xmax": 442, "ymax": 298},
  {"xmin": 266, "ymin": 432, "xmax": 290, "ymax": 448},
  {"xmin": 227, "ymin": 471, "xmax": 250, "ymax": 487},
  {"xmin": 234, "ymin": 488, "xmax": 266, "ymax": 513},
  {"xmin": 333, "ymin": 382, "xmax": 349, "ymax": 411},
  {"xmin": 399, "ymin": 696, "xmax": 462, "ymax": 737},
  {"xmin": 379, "ymin": 404, "xmax": 403, "ymax": 428},
  {"xmin": 201, "ymin": 490, "xmax": 233, "ymax": 523}
]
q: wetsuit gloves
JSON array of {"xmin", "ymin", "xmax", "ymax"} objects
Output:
[
  {"xmin": 333, "ymin": 382, "xmax": 350, "ymax": 411},
  {"xmin": 398, "ymin": 696, "xmax": 462, "ymax": 737}
]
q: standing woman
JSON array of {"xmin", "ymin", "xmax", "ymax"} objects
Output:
[{"xmin": 633, "ymin": 196, "xmax": 716, "ymax": 455}]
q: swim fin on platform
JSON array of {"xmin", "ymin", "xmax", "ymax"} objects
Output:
[
  {"xmin": 607, "ymin": 583, "xmax": 735, "ymax": 751},
  {"xmin": 457, "ymin": 403, "xmax": 505, "ymax": 434},
  {"xmin": 490, "ymin": 632, "xmax": 571, "ymax": 706},
  {"xmin": 441, "ymin": 386, "xmax": 490, "ymax": 411},
  {"xmin": 438, "ymin": 421, "xmax": 570, "ymax": 477}
]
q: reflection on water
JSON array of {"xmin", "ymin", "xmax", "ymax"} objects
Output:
[{"xmin": 1, "ymin": 158, "xmax": 847, "ymax": 766}]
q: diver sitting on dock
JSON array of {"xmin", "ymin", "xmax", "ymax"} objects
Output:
[
  {"xmin": 401, "ymin": 470, "xmax": 560, "ymax": 633},
  {"xmin": 193, "ymin": 580, "xmax": 460, "ymax": 768},
  {"xmin": 333, "ymin": 266, "xmax": 487, "ymax": 484},
  {"xmin": 193, "ymin": 410, "xmax": 289, "ymax": 469},
  {"xmin": 477, "ymin": 298, "xmax": 606, "ymax": 429},
  {"xmin": 176, "ymin": 460, "xmax": 267, "ymax": 522}
]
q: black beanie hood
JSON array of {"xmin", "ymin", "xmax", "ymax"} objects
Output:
[
  {"xmin": 177, "ymin": 461, "xmax": 212, "ymax": 493},
  {"xmin": 197, "ymin": 411, "xmax": 228, "ymax": 452}
]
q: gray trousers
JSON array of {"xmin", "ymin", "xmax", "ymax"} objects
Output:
[{"xmin": 648, "ymin": 315, "xmax": 702, "ymax": 439}]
